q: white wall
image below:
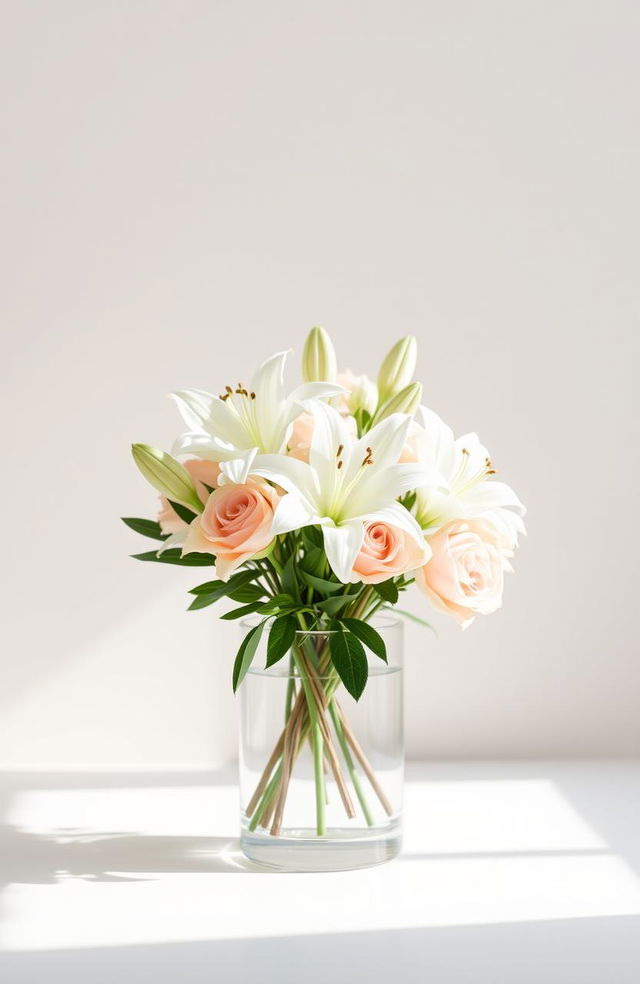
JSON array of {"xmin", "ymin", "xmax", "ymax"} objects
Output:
[{"xmin": 1, "ymin": 0, "xmax": 638, "ymax": 766}]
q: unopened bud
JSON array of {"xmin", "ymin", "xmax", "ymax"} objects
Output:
[
  {"xmin": 302, "ymin": 325, "xmax": 337, "ymax": 383},
  {"xmin": 377, "ymin": 335, "xmax": 417, "ymax": 404},
  {"xmin": 131, "ymin": 444, "xmax": 203, "ymax": 513}
]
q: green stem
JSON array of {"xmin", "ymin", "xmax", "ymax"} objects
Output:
[
  {"xmin": 292, "ymin": 645, "xmax": 326, "ymax": 835},
  {"xmin": 328, "ymin": 699, "xmax": 374, "ymax": 826}
]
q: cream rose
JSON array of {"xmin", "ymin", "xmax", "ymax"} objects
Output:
[
  {"xmin": 182, "ymin": 478, "xmax": 279, "ymax": 580},
  {"xmin": 157, "ymin": 459, "xmax": 221, "ymax": 534},
  {"xmin": 416, "ymin": 518, "xmax": 511, "ymax": 627},
  {"xmin": 351, "ymin": 520, "xmax": 430, "ymax": 584}
]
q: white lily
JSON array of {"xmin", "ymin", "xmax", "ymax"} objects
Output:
[
  {"xmin": 413, "ymin": 407, "xmax": 526, "ymax": 548},
  {"xmin": 251, "ymin": 401, "xmax": 432, "ymax": 582},
  {"xmin": 170, "ymin": 350, "xmax": 343, "ymax": 462}
]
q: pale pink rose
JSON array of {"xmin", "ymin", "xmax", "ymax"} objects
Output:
[
  {"xmin": 157, "ymin": 459, "xmax": 221, "ymax": 534},
  {"xmin": 288, "ymin": 412, "xmax": 315, "ymax": 462},
  {"xmin": 288, "ymin": 411, "xmax": 357, "ymax": 462},
  {"xmin": 416, "ymin": 518, "xmax": 512, "ymax": 627},
  {"xmin": 398, "ymin": 423, "xmax": 420, "ymax": 463},
  {"xmin": 351, "ymin": 520, "xmax": 430, "ymax": 584},
  {"xmin": 182, "ymin": 479, "xmax": 279, "ymax": 580}
]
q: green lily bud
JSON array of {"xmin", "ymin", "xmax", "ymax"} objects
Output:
[
  {"xmin": 374, "ymin": 381, "xmax": 423, "ymax": 423},
  {"xmin": 131, "ymin": 444, "xmax": 203, "ymax": 513},
  {"xmin": 302, "ymin": 325, "xmax": 337, "ymax": 383},
  {"xmin": 377, "ymin": 335, "xmax": 417, "ymax": 404}
]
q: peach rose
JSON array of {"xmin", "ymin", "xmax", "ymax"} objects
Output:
[
  {"xmin": 416, "ymin": 518, "xmax": 511, "ymax": 627},
  {"xmin": 158, "ymin": 459, "xmax": 221, "ymax": 534},
  {"xmin": 288, "ymin": 411, "xmax": 357, "ymax": 462},
  {"xmin": 182, "ymin": 478, "xmax": 279, "ymax": 580},
  {"xmin": 351, "ymin": 520, "xmax": 430, "ymax": 584},
  {"xmin": 288, "ymin": 411, "xmax": 315, "ymax": 462}
]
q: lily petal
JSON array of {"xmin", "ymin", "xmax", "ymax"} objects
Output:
[
  {"xmin": 271, "ymin": 492, "xmax": 320, "ymax": 536},
  {"xmin": 252, "ymin": 453, "xmax": 320, "ymax": 504},
  {"xmin": 219, "ymin": 449, "xmax": 258, "ymax": 486},
  {"xmin": 323, "ymin": 521, "xmax": 365, "ymax": 583}
]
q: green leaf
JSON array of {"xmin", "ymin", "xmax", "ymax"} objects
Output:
[
  {"xmin": 329, "ymin": 627, "xmax": 368, "ymax": 701},
  {"xmin": 299, "ymin": 568, "xmax": 343, "ymax": 595},
  {"xmin": 167, "ymin": 499, "xmax": 198, "ymax": 524},
  {"xmin": 233, "ymin": 620, "xmax": 267, "ymax": 692},
  {"xmin": 373, "ymin": 580, "xmax": 399, "ymax": 604},
  {"xmin": 132, "ymin": 549, "xmax": 216, "ymax": 566},
  {"xmin": 394, "ymin": 607, "xmax": 437, "ymax": 633},
  {"xmin": 299, "ymin": 545, "xmax": 324, "ymax": 574},
  {"xmin": 228, "ymin": 584, "xmax": 266, "ymax": 604},
  {"xmin": 258, "ymin": 593, "xmax": 296, "ymax": 616},
  {"xmin": 301, "ymin": 525, "xmax": 324, "ymax": 550},
  {"xmin": 316, "ymin": 595, "xmax": 352, "ymax": 616},
  {"xmin": 121, "ymin": 517, "xmax": 168, "ymax": 541},
  {"xmin": 266, "ymin": 615, "xmax": 297, "ymax": 667},
  {"xmin": 280, "ymin": 553, "xmax": 299, "ymax": 602},
  {"xmin": 341, "ymin": 618, "xmax": 387, "ymax": 662},
  {"xmin": 220, "ymin": 601, "xmax": 265, "ymax": 621},
  {"xmin": 188, "ymin": 592, "xmax": 219, "ymax": 611},
  {"xmin": 189, "ymin": 570, "xmax": 257, "ymax": 597}
]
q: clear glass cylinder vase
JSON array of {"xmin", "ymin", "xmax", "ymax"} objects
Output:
[{"xmin": 238, "ymin": 617, "xmax": 403, "ymax": 871}]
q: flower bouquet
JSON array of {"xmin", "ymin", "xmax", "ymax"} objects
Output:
[{"xmin": 124, "ymin": 327, "xmax": 525, "ymax": 870}]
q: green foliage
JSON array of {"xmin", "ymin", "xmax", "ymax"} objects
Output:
[
  {"xmin": 329, "ymin": 625, "xmax": 368, "ymax": 701},
  {"xmin": 299, "ymin": 568, "xmax": 343, "ymax": 595},
  {"xmin": 167, "ymin": 500, "xmax": 198, "ymax": 524},
  {"xmin": 233, "ymin": 620, "xmax": 267, "ymax": 691},
  {"xmin": 227, "ymin": 584, "xmax": 266, "ymax": 604},
  {"xmin": 316, "ymin": 595, "xmax": 353, "ymax": 616},
  {"xmin": 373, "ymin": 580, "xmax": 399, "ymax": 604},
  {"xmin": 220, "ymin": 602, "xmax": 266, "ymax": 620},
  {"xmin": 341, "ymin": 618, "xmax": 387, "ymax": 662},
  {"xmin": 133, "ymin": 549, "xmax": 216, "ymax": 566},
  {"xmin": 280, "ymin": 552, "xmax": 300, "ymax": 603},
  {"xmin": 189, "ymin": 570, "xmax": 257, "ymax": 597},
  {"xmin": 266, "ymin": 615, "xmax": 297, "ymax": 667},
  {"xmin": 121, "ymin": 517, "xmax": 168, "ymax": 541},
  {"xmin": 257, "ymin": 593, "xmax": 296, "ymax": 616}
]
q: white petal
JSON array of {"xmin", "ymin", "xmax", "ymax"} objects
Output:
[
  {"xmin": 251, "ymin": 350, "xmax": 289, "ymax": 409},
  {"xmin": 346, "ymin": 462, "xmax": 431, "ymax": 517},
  {"xmin": 345, "ymin": 413, "xmax": 411, "ymax": 485},
  {"xmin": 219, "ymin": 449, "xmax": 258, "ymax": 486},
  {"xmin": 157, "ymin": 530, "xmax": 187, "ymax": 554},
  {"xmin": 271, "ymin": 493, "xmax": 320, "ymax": 536},
  {"xmin": 308, "ymin": 400, "xmax": 353, "ymax": 477},
  {"xmin": 462, "ymin": 480, "xmax": 526, "ymax": 516},
  {"xmin": 252, "ymin": 453, "xmax": 320, "ymax": 504},
  {"xmin": 172, "ymin": 431, "xmax": 237, "ymax": 462},
  {"xmin": 170, "ymin": 389, "xmax": 216, "ymax": 430},
  {"xmin": 323, "ymin": 522, "xmax": 365, "ymax": 583},
  {"xmin": 287, "ymin": 381, "xmax": 346, "ymax": 410}
]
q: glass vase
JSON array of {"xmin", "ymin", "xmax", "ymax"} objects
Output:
[{"xmin": 238, "ymin": 617, "xmax": 403, "ymax": 872}]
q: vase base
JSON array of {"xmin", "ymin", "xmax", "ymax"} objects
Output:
[{"xmin": 240, "ymin": 820, "xmax": 402, "ymax": 872}]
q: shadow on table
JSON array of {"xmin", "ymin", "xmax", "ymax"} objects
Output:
[{"xmin": 2, "ymin": 917, "xmax": 640, "ymax": 984}]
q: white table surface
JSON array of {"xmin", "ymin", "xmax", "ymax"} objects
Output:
[{"xmin": 1, "ymin": 761, "xmax": 639, "ymax": 983}]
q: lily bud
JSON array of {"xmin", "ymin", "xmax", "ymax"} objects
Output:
[
  {"xmin": 374, "ymin": 382, "xmax": 423, "ymax": 423},
  {"xmin": 377, "ymin": 335, "xmax": 417, "ymax": 404},
  {"xmin": 131, "ymin": 444, "xmax": 203, "ymax": 513},
  {"xmin": 302, "ymin": 325, "xmax": 337, "ymax": 383}
]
